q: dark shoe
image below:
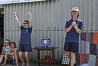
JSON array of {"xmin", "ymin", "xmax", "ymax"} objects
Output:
[
  {"xmin": 11, "ymin": 61, "xmax": 16, "ymax": 65},
  {"xmin": 74, "ymin": 63, "xmax": 77, "ymax": 66}
]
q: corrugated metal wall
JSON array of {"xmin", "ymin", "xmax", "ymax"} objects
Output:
[{"xmin": 0, "ymin": 0, "xmax": 98, "ymax": 62}]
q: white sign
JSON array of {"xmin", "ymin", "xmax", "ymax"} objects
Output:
[{"xmin": 0, "ymin": 0, "xmax": 45, "ymax": 4}]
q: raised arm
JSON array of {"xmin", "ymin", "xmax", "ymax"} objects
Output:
[
  {"xmin": 27, "ymin": 12, "xmax": 32, "ymax": 28},
  {"xmin": 13, "ymin": 12, "xmax": 21, "ymax": 27}
]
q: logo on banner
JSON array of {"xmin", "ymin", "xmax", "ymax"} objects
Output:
[{"xmin": 0, "ymin": 0, "xmax": 45, "ymax": 4}]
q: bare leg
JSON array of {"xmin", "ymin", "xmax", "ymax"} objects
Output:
[
  {"xmin": 2, "ymin": 53, "xmax": 8, "ymax": 65},
  {"xmin": 66, "ymin": 52, "xmax": 71, "ymax": 65},
  {"xmin": 0, "ymin": 55, "xmax": 4, "ymax": 64},
  {"xmin": 15, "ymin": 53, "xmax": 18, "ymax": 66},
  {"xmin": 25, "ymin": 52, "xmax": 29, "ymax": 66},
  {"xmin": 70, "ymin": 52, "xmax": 76, "ymax": 66},
  {"xmin": 19, "ymin": 52, "xmax": 25, "ymax": 66},
  {"xmin": 66, "ymin": 52, "xmax": 71, "ymax": 59}
]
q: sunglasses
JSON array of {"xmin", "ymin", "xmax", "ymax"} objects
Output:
[
  {"xmin": 23, "ymin": 23, "xmax": 28, "ymax": 24},
  {"xmin": 72, "ymin": 11, "xmax": 78, "ymax": 12}
]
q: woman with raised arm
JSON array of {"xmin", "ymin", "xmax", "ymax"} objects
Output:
[{"xmin": 13, "ymin": 12, "xmax": 32, "ymax": 66}]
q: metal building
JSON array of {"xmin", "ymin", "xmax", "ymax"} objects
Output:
[{"xmin": 0, "ymin": 0, "xmax": 98, "ymax": 63}]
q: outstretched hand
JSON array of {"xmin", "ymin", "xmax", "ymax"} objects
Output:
[
  {"xmin": 27, "ymin": 12, "xmax": 32, "ymax": 16},
  {"xmin": 13, "ymin": 12, "xmax": 16, "ymax": 16}
]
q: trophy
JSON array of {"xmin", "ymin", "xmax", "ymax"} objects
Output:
[{"xmin": 41, "ymin": 37, "xmax": 50, "ymax": 47}]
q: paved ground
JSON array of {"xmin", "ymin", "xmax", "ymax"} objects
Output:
[{"xmin": 0, "ymin": 63, "xmax": 62, "ymax": 66}]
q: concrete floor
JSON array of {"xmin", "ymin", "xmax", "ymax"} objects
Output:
[{"xmin": 1, "ymin": 63, "xmax": 62, "ymax": 66}]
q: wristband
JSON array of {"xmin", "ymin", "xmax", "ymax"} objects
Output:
[{"xmin": 14, "ymin": 16, "xmax": 16, "ymax": 17}]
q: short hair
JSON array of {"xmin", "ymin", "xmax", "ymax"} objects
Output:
[{"xmin": 24, "ymin": 20, "xmax": 29, "ymax": 23}]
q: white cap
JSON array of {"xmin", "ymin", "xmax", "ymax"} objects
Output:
[{"xmin": 5, "ymin": 39, "xmax": 10, "ymax": 43}]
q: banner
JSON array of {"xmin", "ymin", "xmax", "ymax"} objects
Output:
[{"xmin": 0, "ymin": 0, "xmax": 45, "ymax": 4}]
